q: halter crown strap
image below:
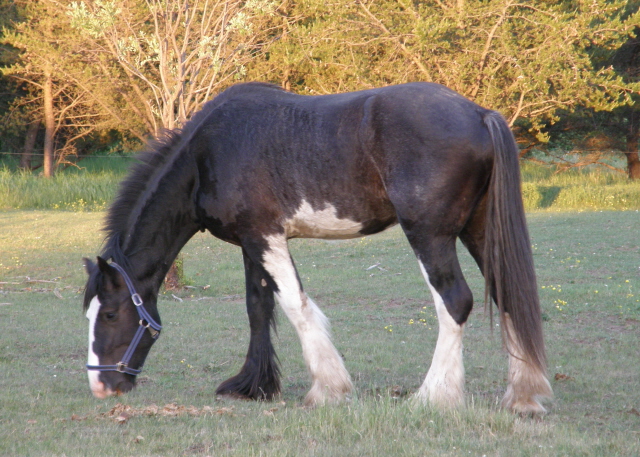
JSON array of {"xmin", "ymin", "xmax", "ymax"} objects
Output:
[
  {"xmin": 110, "ymin": 262, "xmax": 162, "ymax": 333},
  {"xmin": 86, "ymin": 262, "xmax": 162, "ymax": 376}
]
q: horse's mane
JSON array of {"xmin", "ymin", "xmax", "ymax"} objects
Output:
[
  {"xmin": 103, "ymin": 130, "xmax": 182, "ymax": 257},
  {"xmin": 83, "ymin": 82, "xmax": 285, "ymax": 310},
  {"xmin": 101, "ymin": 130, "xmax": 184, "ymax": 264}
]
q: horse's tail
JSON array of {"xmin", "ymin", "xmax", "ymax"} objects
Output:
[{"xmin": 482, "ymin": 111, "xmax": 547, "ymax": 376}]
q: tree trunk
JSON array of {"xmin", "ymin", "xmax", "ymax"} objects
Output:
[
  {"xmin": 19, "ymin": 121, "xmax": 39, "ymax": 170},
  {"xmin": 626, "ymin": 152, "xmax": 640, "ymax": 179},
  {"xmin": 626, "ymin": 113, "xmax": 640, "ymax": 180},
  {"xmin": 43, "ymin": 69, "xmax": 55, "ymax": 178},
  {"xmin": 164, "ymin": 254, "xmax": 185, "ymax": 291}
]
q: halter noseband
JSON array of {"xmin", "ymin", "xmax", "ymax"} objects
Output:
[{"xmin": 86, "ymin": 262, "xmax": 162, "ymax": 376}]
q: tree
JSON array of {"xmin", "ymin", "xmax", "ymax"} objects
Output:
[
  {"xmin": 0, "ymin": 0, "xmax": 26, "ymax": 158},
  {"xmin": 2, "ymin": 1, "xmax": 112, "ymax": 176},
  {"xmin": 67, "ymin": 0, "xmax": 281, "ymax": 136},
  {"xmin": 610, "ymin": 27, "xmax": 640, "ymax": 179},
  {"xmin": 542, "ymin": 17, "xmax": 640, "ymax": 179},
  {"xmin": 254, "ymin": 0, "xmax": 640, "ymax": 144},
  {"xmin": 4, "ymin": 0, "xmax": 638, "ymax": 177}
]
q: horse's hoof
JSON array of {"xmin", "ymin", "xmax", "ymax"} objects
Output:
[{"xmin": 502, "ymin": 396, "xmax": 549, "ymax": 416}]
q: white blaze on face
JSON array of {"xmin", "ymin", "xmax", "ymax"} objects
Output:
[{"xmin": 86, "ymin": 296, "xmax": 111, "ymax": 398}]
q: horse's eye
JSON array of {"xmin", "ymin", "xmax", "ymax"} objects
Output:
[{"xmin": 104, "ymin": 312, "xmax": 117, "ymax": 321}]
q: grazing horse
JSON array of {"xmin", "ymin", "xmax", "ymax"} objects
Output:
[{"xmin": 83, "ymin": 82, "xmax": 552, "ymax": 414}]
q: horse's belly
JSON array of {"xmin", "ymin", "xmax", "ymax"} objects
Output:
[{"xmin": 284, "ymin": 201, "xmax": 364, "ymax": 239}]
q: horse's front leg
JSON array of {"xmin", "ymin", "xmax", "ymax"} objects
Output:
[
  {"xmin": 258, "ymin": 234, "xmax": 353, "ymax": 406},
  {"xmin": 216, "ymin": 248, "xmax": 281, "ymax": 400}
]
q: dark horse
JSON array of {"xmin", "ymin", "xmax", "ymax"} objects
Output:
[{"xmin": 83, "ymin": 82, "xmax": 552, "ymax": 414}]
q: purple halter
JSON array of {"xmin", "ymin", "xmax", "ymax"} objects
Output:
[{"xmin": 86, "ymin": 262, "xmax": 162, "ymax": 376}]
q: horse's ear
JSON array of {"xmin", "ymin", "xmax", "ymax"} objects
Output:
[
  {"xmin": 83, "ymin": 257, "xmax": 96, "ymax": 276},
  {"xmin": 96, "ymin": 256, "xmax": 110, "ymax": 272},
  {"xmin": 96, "ymin": 256, "xmax": 125, "ymax": 290}
]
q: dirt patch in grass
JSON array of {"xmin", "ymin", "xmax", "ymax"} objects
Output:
[
  {"xmin": 574, "ymin": 312, "xmax": 638, "ymax": 334},
  {"xmin": 102, "ymin": 403, "xmax": 238, "ymax": 423}
]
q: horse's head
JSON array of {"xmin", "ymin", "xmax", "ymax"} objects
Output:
[{"xmin": 83, "ymin": 257, "xmax": 161, "ymax": 398}]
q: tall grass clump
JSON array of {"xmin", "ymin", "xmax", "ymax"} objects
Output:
[
  {"xmin": 520, "ymin": 161, "xmax": 640, "ymax": 211},
  {"xmin": 0, "ymin": 157, "xmax": 131, "ymax": 211}
]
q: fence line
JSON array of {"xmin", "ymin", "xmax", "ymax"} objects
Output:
[{"xmin": 1, "ymin": 152, "xmax": 135, "ymax": 159}]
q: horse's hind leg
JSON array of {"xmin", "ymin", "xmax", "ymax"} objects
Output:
[
  {"xmin": 460, "ymin": 207, "xmax": 552, "ymax": 414},
  {"xmin": 216, "ymin": 249, "xmax": 281, "ymax": 400},
  {"xmin": 256, "ymin": 234, "xmax": 352, "ymax": 406},
  {"xmin": 406, "ymin": 232, "xmax": 473, "ymax": 408}
]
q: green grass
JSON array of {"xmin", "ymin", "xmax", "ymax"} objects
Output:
[
  {"xmin": 520, "ymin": 161, "xmax": 640, "ymax": 211},
  {"xmin": 0, "ymin": 156, "xmax": 131, "ymax": 211},
  {"xmin": 1, "ymin": 156, "xmax": 640, "ymax": 211},
  {"xmin": 0, "ymin": 210, "xmax": 638, "ymax": 456}
]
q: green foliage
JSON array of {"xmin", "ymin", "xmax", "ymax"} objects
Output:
[
  {"xmin": 67, "ymin": 0, "xmax": 120, "ymax": 39},
  {"xmin": 254, "ymin": 0, "xmax": 640, "ymax": 142},
  {"xmin": 0, "ymin": 0, "xmax": 21, "ymax": 108}
]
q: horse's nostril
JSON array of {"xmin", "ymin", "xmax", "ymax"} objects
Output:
[{"xmin": 115, "ymin": 380, "xmax": 135, "ymax": 395}]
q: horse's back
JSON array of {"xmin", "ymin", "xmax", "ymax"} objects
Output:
[{"xmin": 203, "ymin": 81, "xmax": 494, "ymax": 170}]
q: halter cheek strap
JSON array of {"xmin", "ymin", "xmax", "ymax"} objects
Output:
[{"xmin": 86, "ymin": 262, "xmax": 162, "ymax": 376}]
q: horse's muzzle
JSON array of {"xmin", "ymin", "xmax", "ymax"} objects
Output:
[{"xmin": 90, "ymin": 381, "xmax": 116, "ymax": 399}]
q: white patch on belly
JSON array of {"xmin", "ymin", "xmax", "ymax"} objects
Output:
[
  {"xmin": 284, "ymin": 201, "xmax": 363, "ymax": 239},
  {"xmin": 86, "ymin": 296, "xmax": 109, "ymax": 397}
]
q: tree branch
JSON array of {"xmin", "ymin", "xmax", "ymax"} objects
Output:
[
  {"xmin": 357, "ymin": 0, "xmax": 434, "ymax": 81},
  {"xmin": 469, "ymin": 1, "xmax": 512, "ymax": 99}
]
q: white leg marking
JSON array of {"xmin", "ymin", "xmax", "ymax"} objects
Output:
[
  {"xmin": 86, "ymin": 296, "xmax": 113, "ymax": 399},
  {"xmin": 414, "ymin": 262, "xmax": 465, "ymax": 408},
  {"xmin": 262, "ymin": 235, "xmax": 353, "ymax": 406},
  {"xmin": 502, "ymin": 313, "xmax": 552, "ymax": 414}
]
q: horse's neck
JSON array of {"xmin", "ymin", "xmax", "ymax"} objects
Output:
[
  {"xmin": 112, "ymin": 137, "xmax": 202, "ymax": 294},
  {"xmin": 126, "ymin": 223, "xmax": 198, "ymax": 293},
  {"xmin": 122, "ymin": 198, "xmax": 200, "ymax": 294}
]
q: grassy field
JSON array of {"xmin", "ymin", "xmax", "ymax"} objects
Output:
[{"xmin": 0, "ymin": 210, "xmax": 638, "ymax": 456}]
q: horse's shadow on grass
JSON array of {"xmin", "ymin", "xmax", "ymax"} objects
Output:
[{"xmin": 538, "ymin": 186, "xmax": 562, "ymax": 208}]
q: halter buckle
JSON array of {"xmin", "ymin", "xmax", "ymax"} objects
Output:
[
  {"xmin": 116, "ymin": 361, "xmax": 128, "ymax": 373},
  {"xmin": 132, "ymin": 293, "xmax": 143, "ymax": 307},
  {"xmin": 140, "ymin": 319, "xmax": 160, "ymax": 339}
]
